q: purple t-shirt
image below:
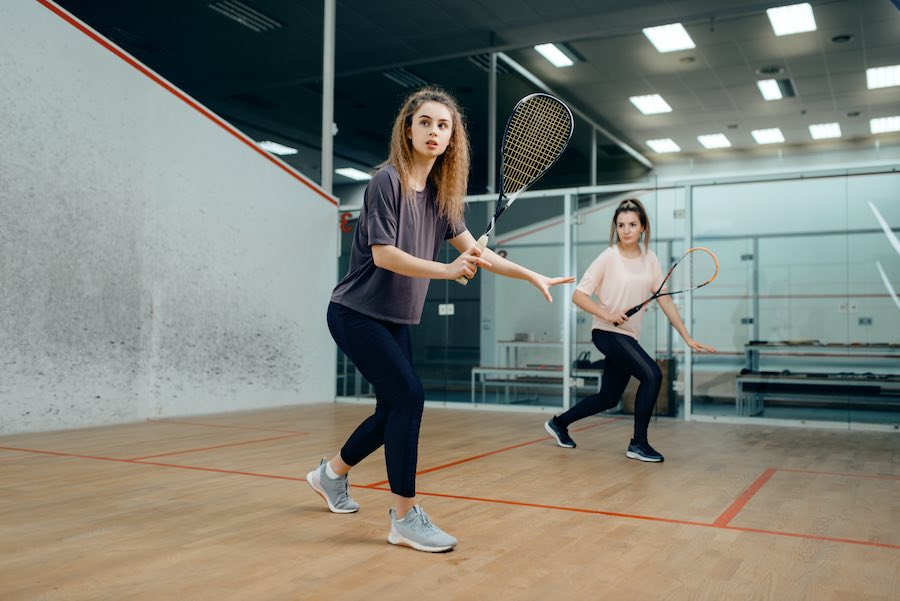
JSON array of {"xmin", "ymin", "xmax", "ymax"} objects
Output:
[{"xmin": 331, "ymin": 166, "xmax": 465, "ymax": 324}]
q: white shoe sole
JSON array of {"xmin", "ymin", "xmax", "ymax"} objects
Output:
[
  {"xmin": 625, "ymin": 450, "xmax": 663, "ymax": 462},
  {"xmin": 387, "ymin": 527, "xmax": 456, "ymax": 553},
  {"xmin": 306, "ymin": 470, "xmax": 359, "ymax": 513},
  {"xmin": 544, "ymin": 421, "xmax": 575, "ymax": 448}
]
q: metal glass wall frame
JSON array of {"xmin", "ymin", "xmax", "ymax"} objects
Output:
[{"xmin": 684, "ymin": 167, "xmax": 900, "ymax": 431}]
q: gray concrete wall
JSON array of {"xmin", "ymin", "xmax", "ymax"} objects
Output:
[{"xmin": 0, "ymin": 1, "xmax": 338, "ymax": 434}]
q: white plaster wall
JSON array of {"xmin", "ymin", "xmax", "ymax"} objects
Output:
[{"xmin": 0, "ymin": 1, "xmax": 337, "ymax": 434}]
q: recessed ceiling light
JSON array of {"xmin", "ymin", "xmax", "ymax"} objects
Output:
[
  {"xmin": 870, "ymin": 116, "xmax": 900, "ymax": 134},
  {"xmin": 642, "ymin": 23, "xmax": 695, "ymax": 53},
  {"xmin": 534, "ymin": 43, "xmax": 575, "ymax": 67},
  {"xmin": 646, "ymin": 139, "xmax": 681, "ymax": 153},
  {"xmin": 809, "ymin": 123, "xmax": 842, "ymax": 139},
  {"xmin": 697, "ymin": 134, "xmax": 731, "ymax": 149},
  {"xmin": 335, "ymin": 167, "xmax": 372, "ymax": 181},
  {"xmin": 866, "ymin": 64, "xmax": 900, "ymax": 89},
  {"xmin": 767, "ymin": 3, "xmax": 817, "ymax": 36},
  {"xmin": 629, "ymin": 94, "xmax": 672, "ymax": 114},
  {"xmin": 257, "ymin": 140, "xmax": 298, "ymax": 155},
  {"xmin": 757, "ymin": 79, "xmax": 783, "ymax": 100},
  {"xmin": 752, "ymin": 128, "xmax": 786, "ymax": 144}
]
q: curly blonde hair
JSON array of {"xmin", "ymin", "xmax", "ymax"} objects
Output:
[{"xmin": 379, "ymin": 86, "xmax": 470, "ymax": 224}]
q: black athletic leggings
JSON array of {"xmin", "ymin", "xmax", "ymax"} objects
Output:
[
  {"xmin": 327, "ymin": 302, "xmax": 423, "ymax": 498},
  {"xmin": 556, "ymin": 329, "xmax": 662, "ymax": 442}
]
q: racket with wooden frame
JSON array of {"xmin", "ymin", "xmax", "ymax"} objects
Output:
[
  {"xmin": 613, "ymin": 246, "xmax": 719, "ymax": 325},
  {"xmin": 456, "ymin": 93, "xmax": 574, "ymax": 285}
]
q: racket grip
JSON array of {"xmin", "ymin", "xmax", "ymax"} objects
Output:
[
  {"xmin": 453, "ymin": 235, "xmax": 489, "ymax": 286},
  {"xmin": 613, "ymin": 304, "xmax": 643, "ymax": 326}
]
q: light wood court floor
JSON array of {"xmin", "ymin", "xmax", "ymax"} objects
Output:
[{"xmin": 1, "ymin": 403, "xmax": 898, "ymax": 600}]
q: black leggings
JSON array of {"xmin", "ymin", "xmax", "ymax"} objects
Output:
[
  {"xmin": 327, "ymin": 302, "xmax": 424, "ymax": 498},
  {"xmin": 556, "ymin": 329, "xmax": 662, "ymax": 442}
]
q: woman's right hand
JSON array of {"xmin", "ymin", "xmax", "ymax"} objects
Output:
[
  {"xmin": 446, "ymin": 245, "xmax": 492, "ymax": 280},
  {"xmin": 602, "ymin": 309, "xmax": 629, "ymax": 325}
]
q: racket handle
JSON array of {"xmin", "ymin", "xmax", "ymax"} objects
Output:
[
  {"xmin": 613, "ymin": 304, "xmax": 644, "ymax": 326},
  {"xmin": 453, "ymin": 235, "xmax": 489, "ymax": 286}
]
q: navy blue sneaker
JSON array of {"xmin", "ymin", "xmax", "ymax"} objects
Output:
[
  {"xmin": 545, "ymin": 417, "xmax": 576, "ymax": 448},
  {"xmin": 626, "ymin": 439, "xmax": 664, "ymax": 462}
]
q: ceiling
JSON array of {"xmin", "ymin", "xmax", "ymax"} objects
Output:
[{"xmin": 54, "ymin": 0, "xmax": 900, "ymax": 192}]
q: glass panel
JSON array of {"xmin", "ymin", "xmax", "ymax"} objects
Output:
[{"xmin": 475, "ymin": 193, "xmax": 568, "ymax": 408}]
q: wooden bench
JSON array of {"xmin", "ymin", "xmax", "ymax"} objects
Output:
[
  {"xmin": 470, "ymin": 366, "xmax": 603, "ymax": 404},
  {"xmin": 735, "ymin": 372, "xmax": 900, "ymax": 416}
]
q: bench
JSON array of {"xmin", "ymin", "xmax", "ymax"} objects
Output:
[
  {"xmin": 735, "ymin": 372, "xmax": 900, "ymax": 416},
  {"xmin": 470, "ymin": 366, "xmax": 603, "ymax": 404}
]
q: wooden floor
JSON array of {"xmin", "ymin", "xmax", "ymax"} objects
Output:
[{"xmin": 1, "ymin": 403, "xmax": 898, "ymax": 601}]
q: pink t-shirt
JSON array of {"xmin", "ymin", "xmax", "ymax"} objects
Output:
[{"xmin": 575, "ymin": 245, "xmax": 664, "ymax": 340}]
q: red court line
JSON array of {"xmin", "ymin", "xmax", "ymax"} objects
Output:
[
  {"xmin": 148, "ymin": 418, "xmax": 307, "ymax": 435},
  {"xmin": 35, "ymin": 0, "xmax": 337, "ymax": 207},
  {"xmin": 4, "ymin": 445, "xmax": 896, "ymax": 549},
  {"xmin": 363, "ymin": 418, "xmax": 621, "ymax": 488},
  {"xmin": 713, "ymin": 468, "xmax": 777, "ymax": 527},
  {"xmin": 366, "ymin": 484, "xmax": 711, "ymax": 527},
  {"xmin": 776, "ymin": 467, "xmax": 900, "ymax": 481},
  {"xmin": 722, "ymin": 524, "xmax": 900, "ymax": 550},
  {"xmin": 127, "ymin": 433, "xmax": 303, "ymax": 461}
]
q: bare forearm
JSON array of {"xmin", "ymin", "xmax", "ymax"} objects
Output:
[
  {"xmin": 372, "ymin": 245, "xmax": 448, "ymax": 279},
  {"xmin": 480, "ymin": 247, "xmax": 538, "ymax": 282},
  {"xmin": 657, "ymin": 296, "xmax": 690, "ymax": 340},
  {"xmin": 572, "ymin": 290, "xmax": 606, "ymax": 320}
]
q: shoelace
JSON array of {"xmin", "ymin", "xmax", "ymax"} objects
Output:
[
  {"xmin": 334, "ymin": 476, "xmax": 352, "ymax": 504},
  {"xmin": 412, "ymin": 507, "xmax": 441, "ymax": 535}
]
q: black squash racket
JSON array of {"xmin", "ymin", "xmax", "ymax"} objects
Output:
[
  {"xmin": 456, "ymin": 93, "xmax": 574, "ymax": 285},
  {"xmin": 614, "ymin": 247, "xmax": 719, "ymax": 325}
]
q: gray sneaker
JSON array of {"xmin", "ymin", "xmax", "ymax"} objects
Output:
[
  {"xmin": 306, "ymin": 458, "xmax": 359, "ymax": 513},
  {"xmin": 387, "ymin": 505, "xmax": 457, "ymax": 552}
]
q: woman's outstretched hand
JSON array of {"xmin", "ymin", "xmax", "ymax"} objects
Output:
[
  {"xmin": 531, "ymin": 274, "xmax": 576, "ymax": 303},
  {"xmin": 686, "ymin": 337, "xmax": 716, "ymax": 353}
]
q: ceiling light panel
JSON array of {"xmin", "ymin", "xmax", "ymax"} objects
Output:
[
  {"xmin": 809, "ymin": 123, "xmax": 842, "ymax": 139},
  {"xmin": 870, "ymin": 116, "xmax": 900, "ymax": 134},
  {"xmin": 767, "ymin": 3, "xmax": 816, "ymax": 36},
  {"xmin": 629, "ymin": 94, "xmax": 672, "ymax": 115},
  {"xmin": 646, "ymin": 139, "xmax": 681, "ymax": 153},
  {"xmin": 751, "ymin": 128, "xmax": 786, "ymax": 144},
  {"xmin": 642, "ymin": 23, "xmax": 695, "ymax": 53},
  {"xmin": 534, "ymin": 43, "xmax": 574, "ymax": 67},
  {"xmin": 757, "ymin": 79, "xmax": 782, "ymax": 100},
  {"xmin": 866, "ymin": 65, "xmax": 900, "ymax": 89},
  {"xmin": 257, "ymin": 141, "xmax": 297, "ymax": 155},
  {"xmin": 697, "ymin": 134, "xmax": 731, "ymax": 149},
  {"xmin": 335, "ymin": 168, "xmax": 372, "ymax": 181}
]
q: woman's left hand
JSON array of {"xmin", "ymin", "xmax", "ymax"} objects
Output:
[
  {"xmin": 686, "ymin": 338, "xmax": 716, "ymax": 353},
  {"xmin": 532, "ymin": 275, "xmax": 576, "ymax": 303}
]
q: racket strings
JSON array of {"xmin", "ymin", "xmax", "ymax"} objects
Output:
[{"xmin": 502, "ymin": 97, "xmax": 571, "ymax": 195}]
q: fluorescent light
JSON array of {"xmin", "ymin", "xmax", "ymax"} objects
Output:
[
  {"xmin": 870, "ymin": 116, "xmax": 900, "ymax": 134},
  {"xmin": 751, "ymin": 128, "xmax": 785, "ymax": 144},
  {"xmin": 335, "ymin": 167, "xmax": 372, "ymax": 181},
  {"xmin": 257, "ymin": 140, "xmax": 298, "ymax": 155},
  {"xmin": 866, "ymin": 65, "xmax": 900, "ymax": 89},
  {"xmin": 809, "ymin": 122, "xmax": 842, "ymax": 139},
  {"xmin": 757, "ymin": 79, "xmax": 783, "ymax": 100},
  {"xmin": 629, "ymin": 94, "xmax": 672, "ymax": 114},
  {"xmin": 767, "ymin": 3, "xmax": 816, "ymax": 36},
  {"xmin": 697, "ymin": 134, "xmax": 731, "ymax": 149},
  {"xmin": 642, "ymin": 23, "xmax": 695, "ymax": 53},
  {"xmin": 646, "ymin": 139, "xmax": 681, "ymax": 153},
  {"xmin": 534, "ymin": 43, "xmax": 574, "ymax": 68}
]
